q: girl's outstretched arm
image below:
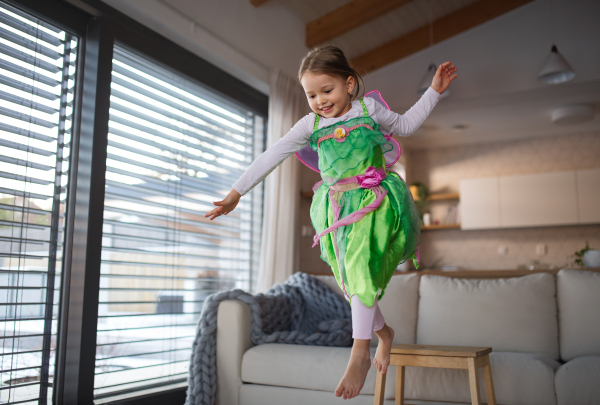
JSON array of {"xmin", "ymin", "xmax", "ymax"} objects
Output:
[
  {"xmin": 371, "ymin": 61, "xmax": 458, "ymax": 136},
  {"xmin": 205, "ymin": 188, "xmax": 240, "ymax": 221},
  {"xmin": 205, "ymin": 114, "xmax": 313, "ymax": 220},
  {"xmin": 431, "ymin": 62, "xmax": 458, "ymax": 94}
]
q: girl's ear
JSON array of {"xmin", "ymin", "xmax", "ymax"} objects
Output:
[{"xmin": 346, "ymin": 76, "xmax": 356, "ymax": 95}]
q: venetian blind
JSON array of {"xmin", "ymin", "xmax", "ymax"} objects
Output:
[
  {"xmin": 94, "ymin": 45, "xmax": 264, "ymax": 399},
  {"xmin": 0, "ymin": 1, "xmax": 77, "ymax": 404}
]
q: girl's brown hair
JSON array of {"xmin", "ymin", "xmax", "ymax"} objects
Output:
[{"xmin": 298, "ymin": 46, "xmax": 365, "ymax": 101}]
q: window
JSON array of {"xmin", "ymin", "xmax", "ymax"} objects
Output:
[
  {"xmin": 0, "ymin": 1, "xmax": 77, "ymax": 404},
  {"xmin": 93, "ymin": 45, "xmax": 264, "ymax": 399},
  {"xmin": 0, "ymin": 1, "xmax": 266, "ymax": 402}
]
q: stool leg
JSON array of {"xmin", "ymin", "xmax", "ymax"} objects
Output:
[
  {"xmin": 395, "ymin": 366, "xmax": 405, "ymax": 405},
  {"xmin": 374, "ymin": 370, "xmax": 386, "ymax": 405},
  {"xmin": 482, "ymin": 354, "xmax": 497, "ymax": 405},
  {"xmin": 467, "ymin": 358, "xmax": 481, "ymax": 405}
]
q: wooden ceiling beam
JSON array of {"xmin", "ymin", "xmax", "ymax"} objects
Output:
[
  {"xmin": 351, "ymin": 0, "xmax": 535, "ymax": 74},
  {"xmin": 250, "ymin": 0, "xmax": 270, "ymax": 6},
  {"xmin": 306, "ymin": 0, "xmax": 417, "ymax": 48}
]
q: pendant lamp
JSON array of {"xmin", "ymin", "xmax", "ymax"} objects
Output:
[
  {"xmin": 418, "ymin": 63, "xmax": 449, "ymax": 98},
  {"xmin": 538, "ymin": 45, "xmax": 575, "ymax": 84}
]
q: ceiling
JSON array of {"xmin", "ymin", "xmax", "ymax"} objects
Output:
[
  {"xmin": 355, "ymin": 0, "xmax": 600, "ymax": 148},
  {"xmin": 99, "ymin": 0, "xmax": 600, "ymax": 149},
  {"xmin": 279, "ymin": 0, "xmax": 480, "ymax": 60},
  {"xmin": 277, "ymin": 0, "xmax": 600, "ymax": 149}
]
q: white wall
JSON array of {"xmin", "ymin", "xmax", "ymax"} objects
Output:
[{"xmin": 407, "ymin": 131, "xmax": 600, "ymax": 270}]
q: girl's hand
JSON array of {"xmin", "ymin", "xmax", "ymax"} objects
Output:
[
  {"xmin": 431, "ymin": 62, "xmax": 458, "ymax": 94},
  {"xmin": 205, "ymin": 189, "xmax": 241, "ymax": 220}
]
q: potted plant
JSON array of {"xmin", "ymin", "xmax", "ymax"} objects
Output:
[
  {"xmin": 571, "ymin": 242, "xmax": 600, "ymax": 268},
  {"xmin": 409, "ymin": 182, "xmax": 429, "ymax": 219}
]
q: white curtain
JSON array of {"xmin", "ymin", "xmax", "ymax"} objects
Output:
[{"xmin": 256, "ymin": 69, "xmax": 307, "ymax": 292}]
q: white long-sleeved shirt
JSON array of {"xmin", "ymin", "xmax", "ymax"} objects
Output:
[{"xmin": 232, "ymin": 87, "xmax": 441, "ymax": 195}]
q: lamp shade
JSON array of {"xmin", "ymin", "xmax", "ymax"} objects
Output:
[
  {"xmin": 538, "ymin": 45, "xmax": 575, "ymax": 84},
  {"xmin": 418, "ymin": 63, "xmax": 449, "ymax": 98},
  {"xmin": 551, "ymin": 104, "xmax": 594, "ymax": 125}
]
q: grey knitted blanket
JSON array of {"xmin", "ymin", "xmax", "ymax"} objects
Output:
[{"xmin": 185, "ymin": 272, "xmax": 352, "ymax": 405}]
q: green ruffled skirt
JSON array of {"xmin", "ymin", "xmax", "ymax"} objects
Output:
[{"xmin": 310, "ymin": 170, "xmax": 420, "ymax": 307}]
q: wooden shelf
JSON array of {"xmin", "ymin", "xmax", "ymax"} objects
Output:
[
  {"xmin": 300, "ymin": 191, "xmax": 314, "ymax": 198},
  {"xmin": 428, "ymin": 192, "xmax": 460, "ymax": 201},
  {"xmin": 421, "ymin": 223, "xmax": 461, "ymax": 231}
]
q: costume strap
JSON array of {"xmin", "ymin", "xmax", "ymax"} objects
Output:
[
  {"xmin": 313, "ymin": 114, "xmax": 320, "ymax": 132},
  {"xmin": 359, "ymin": 98, "xmax": 368, "ymax": 117}
]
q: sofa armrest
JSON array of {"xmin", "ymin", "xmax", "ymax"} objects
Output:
[{"xmin": 216, "ymin": 300, "xmax": 254, "ymax": 405}]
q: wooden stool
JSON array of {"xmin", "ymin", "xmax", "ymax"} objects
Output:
[{"xmin": 374, "ymin": 344, "xmax": 497, "ymax": 405}]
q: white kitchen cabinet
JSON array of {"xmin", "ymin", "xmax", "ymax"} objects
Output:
[
  {"xmin": 577, "ymin": 168, "xmax": 600, "ymax": 223},
  {"xmin": 499, "ymin": 172, "xmax": 578, "ymax": 228},
  {"xmin": 459, "ymin": 170, "xmax": 594, "ymax": 230},
  {"xmin": 460, "ymin": 177, "xmax": 501, "ymax": 230}
]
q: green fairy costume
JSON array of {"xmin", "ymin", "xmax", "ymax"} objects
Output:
[{"xmin": 304, "ymin": 96, "xmax": 421, "ymax": 307}]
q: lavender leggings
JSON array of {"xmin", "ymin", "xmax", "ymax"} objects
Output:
[{"xmin": 351, "ymin": 295, "xmax": 385, "ymax": 340}]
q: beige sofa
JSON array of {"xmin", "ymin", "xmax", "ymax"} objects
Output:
[{"xmin": 215, "ymin": 269, "xmax": 600, "ymax": 405}]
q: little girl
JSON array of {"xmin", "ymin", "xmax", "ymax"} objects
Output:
[{"xmin": 206, "ymin": 46, "xmax": 457, "ymax": 400}]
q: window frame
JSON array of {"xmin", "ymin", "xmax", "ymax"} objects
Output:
[
  {"xmin": 0, "ymin": 2, "xmax": 89, "ymax": 405},
  {"xmin": 2, "ymin": 1, "xmax": 268, "ymax": 404}
]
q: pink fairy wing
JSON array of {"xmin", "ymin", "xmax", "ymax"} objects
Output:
[
  {"xmin": 364, "ymin": 90, "xmax": 391, "ymax": 110},
  {"xmin": 295, "ymin": 145, "xmax": 320, "ymax": 173},
  {"xmin": 364, "ymin": 90, "xmax": 402, "ymax": 168},
  {"xmin": 294, "ymin": 90, "xmax": 401, "ymax": 172},
  {"xmin": 383, "ymin": 134, "xmax": 401, "ymax": 167}
]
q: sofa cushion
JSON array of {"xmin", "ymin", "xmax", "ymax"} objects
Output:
[
  {"xmin": 555, "ymin": 355, "xmax": 600, "ymax": 405},
  {"xmin": 556, "ymin": 269, "xmax": 600, "ymax": 361},
  {"xmin": 416, "ymin": 273, "xmax": 559, "ymax": 359},
  {"xmin": 316, "ymin": 273, "xmax": 420, "ymax": 345},
  {"xmin": 240, "ymin": 385, "xmax": 387, "ymax": 405},
  {"xmin": 240, "ymin": 384, "xmax": 459, "ymax": 405},
  {"xmin": 241, "ymin": 343, "xmax": 397, "ymax": 398},
  {"xmin": 405, "ymin": 352, "xmax": 559, "ymax": 405},
  {"xmin": 241, "ymin": 344, "xmax": 558, "ymax": 404}
]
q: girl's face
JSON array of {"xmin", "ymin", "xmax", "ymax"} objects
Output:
[{"xmin": 301, "ymin": 72, "xmax": 355, "ymax": 119}]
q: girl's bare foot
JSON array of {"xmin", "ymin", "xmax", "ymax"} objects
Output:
[
  {"xmin": 373, "ymin": 324, "xmax": 394, "ymax": 373},
  {"xmin": 335, "ymin": 340, "xmax": 371, "ymax": 400}
]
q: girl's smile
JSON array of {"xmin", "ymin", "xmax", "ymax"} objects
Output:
[
  {"xmin": 300, "ymin": 72, "xmax": 355, "ymax": 119},
  {"xmin": 320, "ymin": 104, "xmax": 333, "ymax": 114}
]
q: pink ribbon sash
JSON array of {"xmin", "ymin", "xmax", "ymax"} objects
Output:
[{"xmin": 312, "ymin": 166, "xmax": 388, "ymax": 248}]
